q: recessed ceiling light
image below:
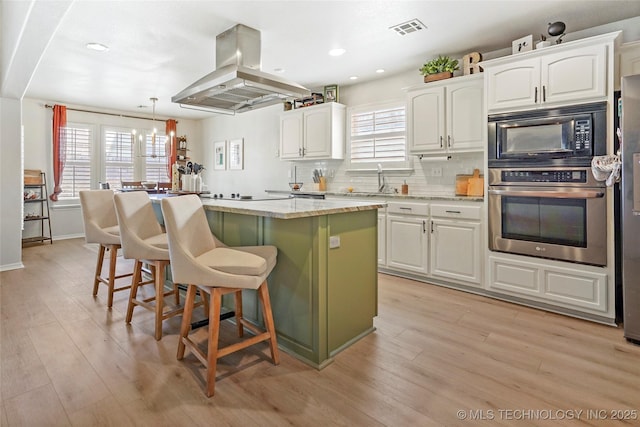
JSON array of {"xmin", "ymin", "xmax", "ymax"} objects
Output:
[
  {"xmin": 376, "ymin": 69, "xmax": 385, "ymax": 74},
  {"xmin": 86, "ymin": 42, "xmax": 109, "ymax": 52},
  {"xmin": 329, "ymin": 48, "xmax": 346, "ymax": 56},
  {"xmin": 349, "ymin": 76, "xmax": 359, "ymax": 80}
]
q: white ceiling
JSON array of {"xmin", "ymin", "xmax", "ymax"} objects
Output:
[{"xmin": 23, "ymin": 0, "xmax": 640, "ymax": 120}]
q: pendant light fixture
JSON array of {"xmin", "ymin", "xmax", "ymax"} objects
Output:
[{"xmin": 132, "ymin": 97, "xmax": 166, "ymax": 158}]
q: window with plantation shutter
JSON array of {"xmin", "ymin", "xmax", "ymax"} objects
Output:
[
  {"xmin": 60, "ymin": 125, "xmax": 92, "ymax": 198},
  {"xmin": 144, "ymin": 132, "xmax": 168, "ymax": 182},
  {"xmin": 104, "ymin": 129, "xmax": 134, "ymax": 189},
  {"xmin": 350, "ymin": 103, "xmax": 407, "ymax": 165},
  {"xmin": 52, "ymin": 117, "xmax": 177, "ymax": 199}
]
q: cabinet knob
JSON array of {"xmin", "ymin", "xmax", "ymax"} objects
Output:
[
  {"xmin": 543, "ymin": 85, "xmax": 546, "ymax": 102},
  {"xmin": 535, "ymin": 87, "xmax": 538, "ymax": 103},
  {"xmin": 440, "ymin": 136, "xmax": 443, "ymax": 148},
  {"xmin": 447, "ymin": 135, "xmax": 452, "ymax": 148}
]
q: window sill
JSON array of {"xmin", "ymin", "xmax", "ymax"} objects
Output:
[{"xmin": 51, "ymin": 200, "xmax": 81, "ymax": 210}]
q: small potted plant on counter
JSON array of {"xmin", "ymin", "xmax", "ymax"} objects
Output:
[{"xmin": 420, "ymin": 55, "xmax": 459, "ymax": 83}]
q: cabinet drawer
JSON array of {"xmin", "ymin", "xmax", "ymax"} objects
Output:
[
  {"xmin": 431, "ymin": 204, "xmax": 481, "ymax": 220},
  {"xmin": 387, "ymin": 202, "xmax": 429, "ymax": 216}
]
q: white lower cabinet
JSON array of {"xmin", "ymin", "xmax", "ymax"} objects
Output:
[
  {"xmin": 384, "ymin": 201, "xmax": 483, "ymax": 287},
  {"xmin": 488, "ymin": 254, "xmax": 609, "ymax": 315},
  {"xmin": 430, "ymin": 203, "xmax": 482, "ymax": 286},
  {"xmin": 386, "ymin": 202, "xmax": 429, "ymax": 275}
]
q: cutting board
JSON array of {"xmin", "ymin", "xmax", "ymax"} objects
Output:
[
  {"xmin": 455, "ymin": 174, "xmax": 471, "ymax": 195},
  {"xmin": 467, "ymin": 169, "xmax": 484, "ymax": 196},
  {"xmin": 455, "ymin": 170, "xmax": 484, "ymax": 196}
]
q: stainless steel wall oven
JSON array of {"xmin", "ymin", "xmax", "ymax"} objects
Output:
[{"xmin": 488, "ymin": 167, "xmax": 607, "ymax": 266}]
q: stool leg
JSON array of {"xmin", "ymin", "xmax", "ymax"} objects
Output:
[
  {"xmin": 235, "ymin": 290, "xmax": 243, "ymax": 338},
  {"xmin": 126, "ymin": 260, "xmax": 143, "ymax": 324},
  {"xmin": 201, "ymin": 289, "xmax": 210, "ymax": 316},
  {"xmin": 93, "ymin": 244, "xmax": 106, "ymax": 297},
  {"xmin": 207, "ymin": 288, "xmax": 222, "ymax": 397},
  {"xmin": 106, "ymin": 244, "xmax": 118, "ymax": 309},
  {"xmin": 177, "ymin": 284, "xmax": 198, "ymax": 360},
  {"xmin": 174, "ymin": 281, "xmax": 180, "ymax": 305},
  {"xmin": 154, "ymin": 260, "xmax": 166, "ymax": 341},
  {"xmin": 258, "ymin": 281, "xmax": 280, "ymax": 365}
]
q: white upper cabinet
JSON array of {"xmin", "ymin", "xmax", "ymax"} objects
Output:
[
  {"xmin": 407, "ymin": 74, "xmax": 483, "ymax": 154},
  {"xmin": 446, "ymin": 78, "xmax": 485, "ymax": 151},
  {"xmin": 485, "ymin": 57, "xmax": 540, "ymax": 111},
  {"xmin": 408, "ymin": 86, "xmax": 445, "ymax": 153},
  {"xmin": 280, "ymin": 112, "xmax": 304, "ymax": 158},
  {"xmin": 619, "ymin": 41, "xmax": 640, "ymax": 89},
  {"xmin": 483, "ymin": 32, "xmax": 619, "ymax": 113},
  {"xmin": 542, "ymin": 44, "xmax": 607, "ymax": 104},
  {"xmin": 280, "ymin": 102, "xmax": 345, "ymax": 160}
]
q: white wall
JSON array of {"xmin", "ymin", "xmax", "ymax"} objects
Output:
[
  {"xmin": 199, "ymin": 105, "xmax": 289, "ymax": 196},
  {"xmin": 0, "ymin": 98, "xmax": 25, "ymax": 271}
]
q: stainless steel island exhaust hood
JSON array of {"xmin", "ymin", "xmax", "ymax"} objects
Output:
[{"xmin": 172, "ymin": 24, "xmax": 310, "ymax": 113}]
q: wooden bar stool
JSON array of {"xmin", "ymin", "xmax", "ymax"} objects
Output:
[
  {"xmin": 114, "ymin": 191, "xmax": 199, "ymax": 340},
  {"xmin": 79, "ymin": 190, "xmax": 133, "ymax": 308},
  {"xmin": 161, "ymin": 195, "xmax": 280, "ymax": 397}
]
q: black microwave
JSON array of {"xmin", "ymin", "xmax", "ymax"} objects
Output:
[{"xmin": 488, "ymin": 102, "xmax": 607, "ymax": 167}]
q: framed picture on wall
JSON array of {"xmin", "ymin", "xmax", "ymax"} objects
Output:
[
  {"xmin": 323, "ymin": 84, "xmax": 339, "ymax": 103},
  {"xmin": 228, "ymin": 138, "xmax": 244, "ymax": 170},
  {"xmin": 214, "ymin": 141, "xmax": 226, "ymax": 170}
]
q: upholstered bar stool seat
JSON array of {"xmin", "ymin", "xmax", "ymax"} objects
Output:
[
  {"xmin": 114, "ymin": 191, "xmax": 202, "ymax": 340},
  {"xmin": 79, "ymin": 190, "xmax": 133, "ymax": 308},
  {"xmin": 161, "ymin": 195, "xmax": 280, "ymax": 397}
]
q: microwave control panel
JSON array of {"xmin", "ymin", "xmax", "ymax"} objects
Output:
[
  {"xmin": 502, "ymin": 169, "xmax": 587, "ymax": 183},
  {"xmin": 575, "ymin": 118, "xmax": 591, "ymax": 150}
]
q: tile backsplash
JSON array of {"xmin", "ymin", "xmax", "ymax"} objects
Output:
[{"xmin": 291, "ymin": 152, "xmax": 484, "ymax": 195}]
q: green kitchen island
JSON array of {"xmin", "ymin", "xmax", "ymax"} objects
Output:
[{"xmin": 152, "ymin": 195, "xmax": 384, "ymax": 369}]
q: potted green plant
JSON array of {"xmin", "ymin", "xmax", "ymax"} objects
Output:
[{"xmin": 419, "ymin": 55, "xmax": 459, "ymax": 83}]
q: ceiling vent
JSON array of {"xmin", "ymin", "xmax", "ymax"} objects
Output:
[{"xmin": 390, "ymin": 19, "xmax": 426, "ymax": 36}]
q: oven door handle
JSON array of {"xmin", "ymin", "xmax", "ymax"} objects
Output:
[{"xmin": 488, "ymin": 189, "xmax": 605, "ymax": 199}]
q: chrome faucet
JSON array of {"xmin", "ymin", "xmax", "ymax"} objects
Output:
[{"xmin": 377, "ymin": 164, "xmax": 388, "ymax": 193}]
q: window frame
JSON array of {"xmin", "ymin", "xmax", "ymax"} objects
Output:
[
  {"xmin": 103, "ymin": 126, "xmax": 137, "ymax": 189},
  {"xmin": 346, "ymin": 100, "xmax": 412, "ymax": 172},
  {"xmin": 56, "ymin": 122, "xmax": 168, "ymax": 200},
  {"xmin": 58, "ymin": 122, "xmax": 97, "ymax": 201}
]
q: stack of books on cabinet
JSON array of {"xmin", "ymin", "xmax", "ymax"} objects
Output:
[{"xmin": 23, "ymin": 170, "xmax": 52, "ymax": 245}]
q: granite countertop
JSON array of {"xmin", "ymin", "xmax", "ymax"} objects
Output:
[
  {"xmin": 265, "ymin": 189, "xmax": 484, "ymax": 202},
  {"xmin": 201, "ymin": 197, "xmax": 385, "ymax": 219},
  {"xmin": 150, "ymin": 194, "xmax": 385, "ymax": 219}
]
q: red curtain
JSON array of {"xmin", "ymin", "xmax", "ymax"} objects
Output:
[
  {"xmin": 49, "ymin": 104, "xmax": 67, "ymax": 201},
  {"xmin": 165, "ymin": 119, "xmax": 177, "ymax": 179}
]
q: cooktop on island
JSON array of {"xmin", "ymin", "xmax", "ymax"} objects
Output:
[{"xmin": 200, "ymin": 193, "xmax": 293, "ymax": 201}]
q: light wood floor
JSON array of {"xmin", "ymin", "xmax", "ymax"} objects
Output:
[{"xmin": 2, "ymin": 238, "xmax": 640, "ymax": 426}]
